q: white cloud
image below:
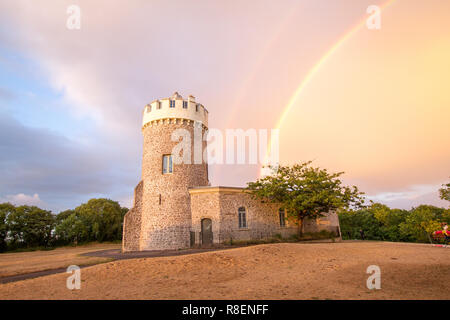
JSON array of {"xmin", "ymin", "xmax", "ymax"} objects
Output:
[
  {"xmin": 0, "ymin": 193, "xmax": 45, "ymax": 207},
  {"xmin": 367, "ymin": 184, "xmax": 448, "ymax": 209}
]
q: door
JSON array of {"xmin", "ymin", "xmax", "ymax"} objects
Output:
[{"xmin": 201, "ymin": 218, "xmax": 213, "ymax": 246}]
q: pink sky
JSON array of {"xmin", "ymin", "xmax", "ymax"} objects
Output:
[{"xmin": 0, "ymin": 0, "xmax": 448, "ymax": 210}]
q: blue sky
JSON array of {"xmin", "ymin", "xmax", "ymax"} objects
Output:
[{"xmin": 0, "ymin": 43, "xmax": 140, "ymax": 212}]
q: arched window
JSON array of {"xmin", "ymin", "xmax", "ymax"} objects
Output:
[
  {"xmin": 279, "ymin": 208, "xmax": 286, "ymax": 227},
  {"xmin": 238, "ymin": 207, "xmax": 247, "ymax": 229}
]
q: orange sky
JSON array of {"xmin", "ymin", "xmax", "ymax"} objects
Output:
[{"xmin": 275, "ymin": 0, "xmax": 450, "ymax": 204}]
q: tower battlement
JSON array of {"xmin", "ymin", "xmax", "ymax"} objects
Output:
[{"xmin": 142, "ymin": 92, "xmax": 208, "ymax": 129}]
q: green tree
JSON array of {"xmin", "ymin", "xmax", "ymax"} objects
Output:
[
  {"xmin": 246, "ymin": 162, "xmax": 365, "ymax": 237},
  {"xmin": 339, "ymin": 208, "xmax": 382, "ymax": 240},
  {"xmin": 74, "ymin": 198, "xmax": 125, "ymax": 242},
  {"xmin": 399, "ymin": 205, "xmax": 443, "ymax": 243},
  {"xmin": 370, "ymin": 203, "xmax": 409, "ymax": 241},
  {"xmin": 56, "ymin": 209, "xmax": 75, "ymax": 224},
  {"xmin": 6, "ymin": 205, "xmax": 55, "ymax": 247},
  {"xmin": 54, "ymin": 199, "xmax": 127, "ymax": 245},
  {"xmin": 439, "ymin": 181, "xmax": 450, "ymax": 202},
  {"xmin": 54, "ymin": 213, "xmax": 88, "ymax": 244},
  {"xmin": 0, "ymin": 203, "xmax": 15, "ymax": 252}
]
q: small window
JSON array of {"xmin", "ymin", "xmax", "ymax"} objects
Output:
[
  {"xmin": 170, "ymin": 100, "xmax": 175, "ymax": 108},
  {"xmin": 195, "ymin": 104, "xmax": 199, "ymax": 112},
  {"xmin": 238, "ymin": 207, "xmax": 247, "ymax": 229},
  {"xmin": 146, "ymin": 105, "xmax": 151, "ymax": 113},
  {"xmin": 157, "ymin": 101, "xmax": 161, "ymax": 109},
  {"xmin": 279, "ymin": 208, "xmax": 286, "ymax": 227},
  {"xmin": 162, "ymin": 155, "xmax": 173, "ymax": 174},
  {"xmin": 183, "ymin": 101, "xmax": 188, "ymax": 109}
]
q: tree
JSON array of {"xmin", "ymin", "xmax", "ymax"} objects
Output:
[
  {"xmin": 339, "ymin": 208, "xmax": 383, "ymax": 240},
  {"xmin": 6, "ymin": 205, "xmax": 55, "ymax": 247},
  {"xmin": 0, "ymin": 203, "xmax": 15, "ymax": 252},
  {"xmin": 55, "ymin": 212, "xmax": 88, "ymax": 244},
  {"xmin": 370, "ymin": 203, "xmax": 409, "ymax": 242},
  {"xmin": 55, "ymin": 199, "xmax": 126, "ymax": 244},
  {"xmin": 56, "ymin": 209, "xmax": 75, "ymax": 224},
  {"xmin": 399, "ymin": 205, "xmax": 443, "ymax": 243},
  {"xmin": 74, "ymin": 198, "xmax": 125, "ymax": 242},
  {"xmin": 439, "ymin": 181, "xmax": 450, "ymax": 202},
  {"xmin": 246, "ymin": 162, "xmax": 365, "ymax": 237}
]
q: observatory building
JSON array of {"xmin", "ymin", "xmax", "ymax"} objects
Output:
[{"xmin": 122, "ymin": 92, "xmax": 340, "ymax": 252}]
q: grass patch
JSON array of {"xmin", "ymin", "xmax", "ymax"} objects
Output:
[
  {"xmin": 1, "ymin": 241, "xmax": 122, "ymax": 254},
  {"xmin": 222, "ymin": 230, "xmax": 337, "ymax": 247}
]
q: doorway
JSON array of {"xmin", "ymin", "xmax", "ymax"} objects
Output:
[{"xmin": 201, "ymin": 218, "xmax": 213, "ymax": 246}]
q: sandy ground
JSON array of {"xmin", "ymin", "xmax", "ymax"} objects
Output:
[
  {"xmin": 0, "ymin": 243, "xmax": 120, "ymax": 277},
  {"xmin": 0, "ymin": 241, "xmax": 449, "ymax": 300}
]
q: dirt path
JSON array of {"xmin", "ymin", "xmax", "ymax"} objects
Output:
[
  {"xmin": 1, "ymin": 241, "xmax": 449, "ymax": 300},
  {"xmin": 0, "ymin": 246, "xmax": 243, "ymax": 283},
  {"xmin": 0, "ymin": 243, "xmax": 120, "ymax": 280}
]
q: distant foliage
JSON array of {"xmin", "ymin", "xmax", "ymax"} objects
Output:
[
  {"xmin": 0, "ymin": 203, "xmax": 14, "ymax": 252},
  {"xmin": 339, "ymin": 203, "xmax": 449, "ymax": 243},
  {"xmin": 6, "ymin": 205, "xmax": 54, "ymax": 249},
  {"xmin": 54, "ymin": 198, "xmax": 127, "ymax": 244},
  {"xmin": 439, "ymin": 181, "xmax": 450, "ymax": 202},
  {"xmin": 0, "ymin": 198, "xmax": 128, "ymax": 252}
]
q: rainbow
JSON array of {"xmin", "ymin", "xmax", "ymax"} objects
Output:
[{"xmin": 261, "ymin": 0, "xmax": 398, "ymax": 174}]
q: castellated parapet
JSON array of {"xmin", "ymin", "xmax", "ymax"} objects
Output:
[
  {"xmin": 142, "ymin": 92, "xmax": 208, "ymax": 129},
  {"xmin": 123, "ymin": 92, "xmax": 209, "ymax": 252}
]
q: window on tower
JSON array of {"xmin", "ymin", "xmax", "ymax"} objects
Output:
[
  {"xmin": 183, "ymin": 101, "xmax": 188, "ymax": 109},
  {"xmin": 170, "ymin": 100, "xmax": 175, "ymax": 108},
  {"xmin": 162, "ymin": 155, "xmax": 173, "ymax": 174}
]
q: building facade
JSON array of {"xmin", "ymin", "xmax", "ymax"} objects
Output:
[{"xmin": 122, "ymin": 93, "xmax": 340, "ymax": 252}]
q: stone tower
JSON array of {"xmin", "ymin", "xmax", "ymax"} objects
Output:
[{"xmin": 122, "ymin": 92, "xmax": 209, "ymax": 252}]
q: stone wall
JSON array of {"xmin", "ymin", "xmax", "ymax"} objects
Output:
[
  {"xmin": 189, "ymin": 187, "xmax": 341, "ymax": 245},
  {"xmin": 139, "ymin": 120, "xmax": 209, "ymax": 250},
  {"xmin": 190, "ymin": 191, "xmax": 221, "ymax": 244},
  {"xmin": 122, "ymin": 180, "xmax": 143, "ymax": 252}
]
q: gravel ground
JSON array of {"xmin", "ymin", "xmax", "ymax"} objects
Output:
[
  {"xmin": 0, "ymin": 241, "xmax": 449, "ymax": 300},
  {"xmin": 0, "ymin": 243, "xmax": 120, "ymax": 278}
]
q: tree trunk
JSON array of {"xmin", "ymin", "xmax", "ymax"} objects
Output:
[
  {"xmin": 297, "ymin": 214, "xmax": 304, "ymax": 238},
  {"xmin": 426, "ymin": 232, "xmax": 433, "ymax": 244}
]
